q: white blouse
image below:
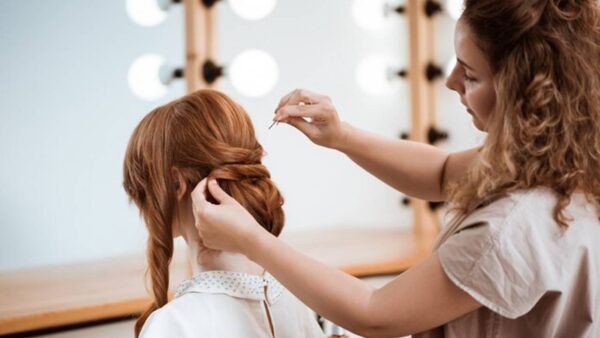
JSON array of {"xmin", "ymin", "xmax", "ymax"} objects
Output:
[{"xmin": 140, "ymin": 270, "xmax": 326, "ymax": 338}]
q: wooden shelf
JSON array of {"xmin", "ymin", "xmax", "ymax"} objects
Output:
[
  {"xmin": 282, "ymin": 228, "xmax": 433, "ymax": 277},
  {"xmin": 0, "ymin": 249, "xmax": 190, "ymax": 335},
  {"xmin": 0, "ymin": 228, "xmax": 433, "ymax": 335}
]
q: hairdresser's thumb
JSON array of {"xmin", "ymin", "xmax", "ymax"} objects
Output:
[{"xmin": 207, "ymin": 179, "xmax": 233, "ymax": 204}]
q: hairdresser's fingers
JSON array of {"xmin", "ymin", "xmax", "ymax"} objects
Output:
[
  {"xmin": 276, "ymin": 101, "xmax": 336, "ymax": 128},
  {"xmin": 286, "ymin": 116, "xmax": 319, "ymax": 138},
  {"xmin": 276, "ymin": 88, "xmax": 320, "ymax": 109},
  {"xmin": 286, "ymin": 88, "xmax": 328, "ymax": 106},
  {"xmin": 191, "ymin": 179, "xmax": 213, "ymax": 232},
  {"xmin": 275, "ymin": 104, "xmax": 324, "ymax": 120},
  {"xmin": 191, "ymin": 178, "xmax": 210, "ymax": 210},
  {"xmin": 275, "ymin": 88, "xmax": 327, "ymax": 113},
  {"xmin": 275, "ymin": 90, "xmax": 295, "ymax": 113},
  {"xmin": 206, "ymin": 179, "xmax": 235, "ymax": 205}
]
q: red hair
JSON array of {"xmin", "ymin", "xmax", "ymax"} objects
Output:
[{"xmin": 122, "ymin": 89, "xmax": 285, "ymax": 336}]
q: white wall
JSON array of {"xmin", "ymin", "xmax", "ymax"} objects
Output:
[{"xmin": 0, "ymin": 0, "xmax": 482, "ymax": 271}]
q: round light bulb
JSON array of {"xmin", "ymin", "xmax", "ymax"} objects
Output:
[
  {"xmin": 128, "ymin": 54, "xmax": 168, "ymax": 100},
  {"xmin": 229, "ymin": 49, "xmax": 279, "ymax": 98},
  {"xmin": 446, "ymin": 0, "xmax": 463, "ymax": 20},
  {"xmin": 356, "ymin": 54, "xmax": 395, "ymax": 96},
  {"xmin": 228, "ymin": 0, "xmax": 277, "ymax": 20},
  {"xmin": 126, "ymin": 0, "xmax": 169, "ymax": 27},
  {"xmin": 352, "ymin": 0, "xmax": 389, "ymax": 31}
]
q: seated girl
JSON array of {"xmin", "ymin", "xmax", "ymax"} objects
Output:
[{"xmin": 122, "ymin": 89, "xmax": 325, "ymax": 338}]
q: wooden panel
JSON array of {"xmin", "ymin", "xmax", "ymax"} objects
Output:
[
  {"xmin": 0, "ymin": 249, "xmax": 190, "ymax": 335},
  {"xmin": 183, "ymin": 0, "xmax": 216, "ymax": 92},
  {"xmin": 406, "ymin": 0, "xmax": 441, "ymax": 240},
  {"xmin": 0, "ymin": 229, "xmax": 432, "ymax": 335}
]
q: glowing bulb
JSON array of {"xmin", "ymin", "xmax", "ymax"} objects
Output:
[
  {"xmin": 446, "ymin": 0, "xmax": 463, "ymax": 20},
  {"xmin": 229, "ymin": 50, "xmax": 279, "ymax": 98},
  {"xmin": 128, "ymin": 54, "xmax": 168, "ymax": 100},
  {"xmin": 228, "ymin": 0, "xmax": 277, "ymax": 20},
  {"xmin": 126, "ymin": 0, "xmax": 171, "ymax": 27},
  {"xmin": 356, "ymin": 54, "xmax": 395, "ymax": 96},
  {"xmin": 352, "ymin": 0, "xmax": 390, "ymax": 31}
]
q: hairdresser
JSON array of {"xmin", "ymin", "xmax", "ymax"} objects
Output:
[{"xmin": 191, "ymin": 1, "xmax": 600, "ymax": 336}]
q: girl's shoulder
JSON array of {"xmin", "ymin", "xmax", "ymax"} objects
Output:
[{"xmin": 139, "ymin": 294, "xmax": 216, "ymax": 338}]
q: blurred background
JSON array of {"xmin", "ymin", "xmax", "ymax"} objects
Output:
[{"xmin": 0, "ymin": 0, "xmax": 481, "ymax": 272}]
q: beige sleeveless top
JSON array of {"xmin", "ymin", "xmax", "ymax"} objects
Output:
[{"xmin": 415, "ymin": 187, "xmax": 599, "ymax": 338}]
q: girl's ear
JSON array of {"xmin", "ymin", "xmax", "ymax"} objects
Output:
[{"xmin": 171, "ymin": 167, "xmax": 188, "ymax": 201}]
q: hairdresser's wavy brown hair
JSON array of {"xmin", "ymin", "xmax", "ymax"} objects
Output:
[
  {"xmin": 122, "ymin": 89, "xmax": 285, "ymax": 337},
  {"xmin": 439, "ymin": 0, "xmax": 600, "ymax": 245}
]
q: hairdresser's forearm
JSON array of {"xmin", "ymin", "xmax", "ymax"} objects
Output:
[
  {"xmin": 246, "ymin": 231, "xmax": 376, "ymax": 335},
  {"xmin": 334, "ymin": 122, "xmax": 449, "ymax": 201}
]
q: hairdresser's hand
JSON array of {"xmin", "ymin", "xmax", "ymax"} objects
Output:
[
  {"xmin": 274, "ymin": 89, "xmax": 351, "ymax": 149},
  {"xmin": 190, "ymin": 178, "xmax": 266, "ymax": 255}
]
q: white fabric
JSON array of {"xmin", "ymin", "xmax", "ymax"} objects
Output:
[{"xmin": 140, "ymin": 270, "xmax": 326, "ymax": 338}]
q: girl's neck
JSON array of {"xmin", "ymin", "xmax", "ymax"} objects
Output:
[{"xmin": 182, "ymin": 230, "xmax": 265, "ymax": 277}]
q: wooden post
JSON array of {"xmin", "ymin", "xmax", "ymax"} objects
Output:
[
  {"xmin": 183, "ymin": 0, "xmax": 217, "ymax": 93},
  {"xmin": 182, "ymin": 0, "xmax": 217, "ymax": 276},
  {"xmin": 425, "ymin": 4, "xmax": 439, "ymax": 125},
  {"xmin": 406, "ymin": 0, "xmax": 441, "ymax": 244}
]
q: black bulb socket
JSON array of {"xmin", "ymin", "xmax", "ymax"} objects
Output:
[
  {"xmin": 427, "ymin": 126, "xmax": 449, "ymax": 145},
  {"xmin": 201, "ymin": 0, "xmax": 221, "ymax": 8},
  {"xmin": 424, "ymin": 0, "xmax": 443, "ymax": 17},
  {"xmin": 428, "ymin": 201, "xmax": 445, "ymax": 211},
  {"xmin": 202, "ymin": 59, "xmax": 224, "ymax": 84},
  {"xmin": 173, "ymin": 68, "xmax": 184, "ymax": 79},
  {"xmin": 426, "ymin": 63, "xmax": 444, "ymax": 82}
]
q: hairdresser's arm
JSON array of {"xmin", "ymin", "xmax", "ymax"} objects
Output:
[
  {"xmin": 274, "ymin": 89, "xmax": 479, "ymax": 201},
  {"xmin": 337, "ymin": 124, "xmax": 479, "ymax": 201},
  {"xmin": 191, "ymin": 179, "xmax": 482, "ymax": 337},
  {"xmin": 251, "ymin": 233, "xmax": 481, "ymax": 337}
]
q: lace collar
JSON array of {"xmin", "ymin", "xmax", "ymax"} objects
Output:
[{"xmin": 174, "ymin": 270, "xmax": 285, "ymax": 304}]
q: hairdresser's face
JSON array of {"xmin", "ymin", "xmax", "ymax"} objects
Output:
[{"xmin": 446, "ymin": 19, "xmax": 496, "ymax": 131}]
